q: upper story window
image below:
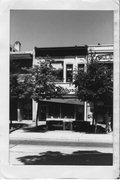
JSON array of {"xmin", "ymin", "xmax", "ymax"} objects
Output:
[
  {"xmin": 78, "ymin": 64, "xmax": 84, "ymax": 72},
  {"xmin": 66, "ymin": 64, "xmax": 73, "ymax": 82},
  {"xmin": 51, "ymin": 61, "xmax": 63, "ymax": 82}
]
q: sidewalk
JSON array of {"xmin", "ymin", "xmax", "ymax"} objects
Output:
[
  {"xmin": 10, "ymin": 120, "xmax": 113, "ymax": 143},
  {"xmin": 9, "ymin": 121, "xmax": 113, "ymax": 166}
]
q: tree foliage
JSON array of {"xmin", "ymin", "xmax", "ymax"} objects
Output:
[
  {"xmin": 74, "ymin": 57, "xmax": 113, "ymax": 132},
  {"xmin": 10, "ymin": 57, "xmax": 66, "ymax": 101},
  {"xmin": 74, "ymin": 60, "xmax": 113, "ymax": 105}
]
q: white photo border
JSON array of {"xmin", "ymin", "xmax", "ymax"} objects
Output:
[{"xmin": 0, "ymin": 0, "xmax": 119, "ymax": 179}]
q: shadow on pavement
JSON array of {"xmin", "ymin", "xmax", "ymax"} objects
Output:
[
  {"xmin": 10, "ymin": 122, "xmax": 112, "ymax": 135},
  {"xmin": 86, "ymin": 125, "xmax": 106, "ymax": 134},
  {"xmin": 17, "ymin": 150, "xmax": 113, "ymax": 165},
  {"xmin": 23, "ymin": 125, "xmax": 47, "ymax": 133},
  {"xmin": 23, "ymin": 124, "xmax": 107, "ymax": 134},
  {"xmin": 10, "ymin": 123, "xmax": 28, "ymax": 133}
]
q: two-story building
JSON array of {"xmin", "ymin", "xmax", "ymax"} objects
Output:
[{"xmin": 32, "ymin": 46, "xmax": 88, "ymax": 130}]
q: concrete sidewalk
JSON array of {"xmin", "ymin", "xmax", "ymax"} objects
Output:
[{"xmin": 10, "ymin": 125, "xmax": 113, "ymax": 144}]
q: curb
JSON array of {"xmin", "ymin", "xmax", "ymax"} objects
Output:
[{"xmin": 10, "ymin": 133, "xmax": 113, "ymax": 144}]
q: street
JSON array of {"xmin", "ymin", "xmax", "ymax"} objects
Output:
[
  {"xmin": 10, "ymin": 131, "xmax": 113, "ymax": 165},
  {"xmin": 10, "ymin": 138, "xmax": 112, "ymax": 148}
]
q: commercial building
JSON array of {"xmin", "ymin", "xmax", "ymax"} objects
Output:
[
  {"xmin": 10, "ymin": 44, "xmax": 113, "ymax": 131},
  {"xmin": 10, "ymin": 41, "xmax": 33, "ymax": 121},
  {"xmin": 88, "ymin": 44, "xmax": 113, "ymax": 125},
  {"xmin": 33, "ymin": 46, "xmax": 88, "ymax": 129}
]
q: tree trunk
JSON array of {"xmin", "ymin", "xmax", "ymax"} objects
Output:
[
  {"xmin": 35, "ymin": 102, "xmax": 39, "ymax": 127},
  {"xmin": 92, "ymin": 111, "xmax": 95, "ymax": 125},
  {"xmin": 94, "ymin": 122, "xmax": 97, "ymax": 134}
]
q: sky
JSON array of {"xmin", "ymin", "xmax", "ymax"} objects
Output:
[{"xmin": 10, "ymin": 10, "xmax": 113, "ymax": 51}]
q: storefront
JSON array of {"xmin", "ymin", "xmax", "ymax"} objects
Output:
[
  {"xmin": 37, "ymin": 98, "xmax": 84, "ymax": 130},
  {"xmin": 39, "ymin": 99, "xmax": 84, "ymax": 121}
]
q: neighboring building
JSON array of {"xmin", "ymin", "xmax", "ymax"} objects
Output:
[
  {"xmin": 10, "ymin": 51, "xmax": 33, "ymax": 121},
  {"xmin": 88, "ymin": 44, "xmax": 113, "ymax": 64},
  {"xmin": 10, "ymin": 44, "xmax": 113, "ymax": 131},
  {"xmin": 87, "ymin": 44, "xmax": 113, "ymax": 126}
]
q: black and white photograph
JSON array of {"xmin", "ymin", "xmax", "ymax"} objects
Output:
[
  {"xmin": 10, "ymin": 9, "xmax": 114, "ymax": 165},
  {"xmin": 0, "ymin": 0, "xmax": 119, "ymax": 179}
]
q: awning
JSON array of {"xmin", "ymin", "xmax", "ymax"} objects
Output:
[
  {"xmin": 41, "ymin": 98, "xmax": 84, "ymax": 105},
  {"xmin": 35, "ymin": 46, "xmax": 88, "ymax": 57}
]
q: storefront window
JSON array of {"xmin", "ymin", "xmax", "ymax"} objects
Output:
[
  {"xmin": 61, "ymin": 104, "xmax": 74, "ymax": 118},
  {"xmin": 48, "ymin": 102, "xmax": 74, "ymax": 119},
  {"xmin": 48, "ymin": 102, "xmax": 60, "ymax": 118},
  {"xmin": 66, "ymin": 64, "xmax": 73, "ymax": 82}
]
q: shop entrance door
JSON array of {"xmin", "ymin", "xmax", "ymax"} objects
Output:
[{"xmin": 41, "ymin": 105, "xmax": 46, "ymax": 120}]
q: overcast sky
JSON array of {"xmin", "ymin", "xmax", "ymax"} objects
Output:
[{"xmin": 10, "ymin": 10, "xmax": 113, "ymax": 51}]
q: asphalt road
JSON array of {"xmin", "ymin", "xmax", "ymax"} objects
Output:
[{"xmin": 10, "ymin": 138, "xmax": 113, "ymax": 165}]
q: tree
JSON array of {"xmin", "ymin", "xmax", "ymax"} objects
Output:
[
  {"xmin": 74, "ymin": 56, "xmax": 113, "ymax": 133},
  {"xmin": 23, "ymin": 58, "xmax": 66, "ymax": 126},
  {"xmin": 10, "ymin": 57, "xmax": 66, "ymax": 126}
]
